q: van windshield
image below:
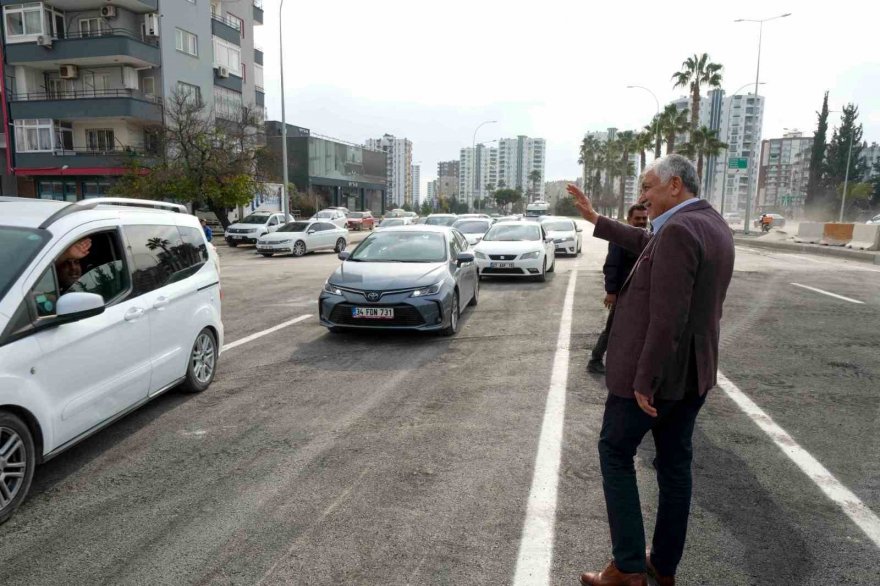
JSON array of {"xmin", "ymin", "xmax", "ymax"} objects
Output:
[{"xmin": 0, "ymin": 226, "xmax": 50, "ymax": 304}]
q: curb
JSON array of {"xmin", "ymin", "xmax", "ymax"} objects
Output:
[{"xmin": 733, "ymin": 236, "xmax": 880, "ymax": 265}]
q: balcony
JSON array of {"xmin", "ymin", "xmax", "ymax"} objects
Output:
[
  {"xmin": 0, "ymin": 0, "xmax": 157, "ymax": 10},
  {"xmin": 254, "ymin": 48, "xmax": 264, "ymax": 66},
  {"xmin": 10, "ymin": 89, "xmax": 162, "ymax": 123},
  {"xmin": 4, "ymin": 28, "xmax": 160, "ymax": 68},
  {"xmin": 212, "ymin": 14, "xmax": 241, "ymax": 45},
  {"xmin": 15, "ymin": 146, "xmax": 158, "ymax": 170},
  {"xmin": 253, "ymin": 0, "xmax": 264, "ymax": 24}
]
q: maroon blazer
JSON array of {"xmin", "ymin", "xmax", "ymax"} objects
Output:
[{"xmin": 593, "ymin": 200, "xmax": 735, "ymax": 400}]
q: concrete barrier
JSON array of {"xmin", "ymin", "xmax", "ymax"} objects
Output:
[
  {"xmin": 794, "ymin": 222, "xmax": 824, "ymax": 244},
  {"xmin": 820, "ymin": 223, "xmax": 854, "ymax": 246},
  {"xmin": 846, "ymin": 224, "xmax": 880, "ymax": 251}
]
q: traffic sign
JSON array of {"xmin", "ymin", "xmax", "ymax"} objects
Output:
[{"xmin": 728, "ymin": 157, "xmax": 748, "ymax": 170}]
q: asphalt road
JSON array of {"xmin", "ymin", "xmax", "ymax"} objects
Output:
[{"xmin": 0, "ymin": 223, "xmax": 877, "ymax": 585}]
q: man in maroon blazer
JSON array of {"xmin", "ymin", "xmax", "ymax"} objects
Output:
[{"xmin": 568, "ymin": 154, "xmax": 735, "ymax": 586}]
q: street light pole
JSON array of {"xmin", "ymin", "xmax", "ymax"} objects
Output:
[
  {"xmin": 720, "ymin": 82, "xmax": 765, "ymax": 218},
  {"xmin": 735, "ymin": 12, "xmax": 791, "ymax": 235},
  {"xmin": 839, "ymin": 131, "xmax": 855, "ymax": 223},
  {"xmin": 279, "ymin": 0, "xmax": 290, "ymax": 219},
  {"xmin": 626, "ymin": 85, "xmax": 660, "ymax": 158},
  {"xmin": 472, "ymin": 120, "xmax": 497, "ymax": 212}
]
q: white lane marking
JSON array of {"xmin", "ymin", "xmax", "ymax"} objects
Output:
[
  {"xmin": 220, "ymin": 314, "xmax": 312, "ymax": 353},
  {"xmin": 735, "ymin": 246, "xmax": 880, "ymax": 274},
  {"xmin": 790, "ymin": 283, "xmax": 864, "ymax": 305},
  {"xmin": 717, "ymin": 373, "xmax": 880, "ymax": 549},
  {"xmin": 512, "ymin": 268, "xmax": 578, "ymax": 585}
]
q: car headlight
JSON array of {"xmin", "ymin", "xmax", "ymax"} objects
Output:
[
  {"xmin": 474, "ymin": 251, "xmax": 487, "ymax": 259},
  {"xmin": 520, "ymin": 251, "xmax": 542, "ymax": 260},
  {"xmin": 410, "ymin": 282, "xmax": 443, "ymax": 297},
  {"xmin": 274, "ymin": 239, "xmax": 292, "ymax": 244},
  {"xmin": 322, "ymin": 281, "xmax": 344, "ymax": 296}
]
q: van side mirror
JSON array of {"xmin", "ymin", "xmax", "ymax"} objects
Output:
[
  {"xmin": 56, "ymin": 292, "xmax": 105, "ymax": 323},
  {"xmin": 338, "ymin": 251, "xmax": 351, "ymax": 261}
]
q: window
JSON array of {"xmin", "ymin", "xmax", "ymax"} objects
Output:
[
  {"xmin": 30, "ymin": 266, "xmax": 59, "ymax": 319},
  {"xmin": 86, "ymin": 129, "xmax": 115, "ymax": 152},
  {"xmin": 14, "ymin": 119, "xmax": 53, "ymax": 152},
  {"xmin": 178, "ymin": 227, "xmax": 209, "ymax": 269},
  {"xmin": 176, "ymin": 81, "xmax": 202, "ymax": 105},
  {"xmin": 142, "ymin": 76, "xmax": 155, "ymax": 97},
  {"xmin": 254, "ymin": 64, "xmax": 264, "ymax": 90},
  {"xmin": 175, "ymin": 28, "xmax": 198, "ymax": 56},
  {"xmin": 227, "ymin": 13, "xmax": 244, "ymax": 33},
  {"xmin": 4, "ymin": 3, "xmax": 43, "ymax": 38},
  {"xmin": 213, "ymin": 86, "xmax": 242, "ymax": 120},
  {"xmin": 213, "ymin": 36, "xmax": 241, "ymax": 75},
  {"xmin": 79, "ymin": 17, "xmax": 104, "ymax": 37},
  {"xmin": 82, "ymin": 179, "xmax": 113, "ymax": 199},
  {"xmin": 125, "ymin": 225, "xmax": 191, "ymax": 296},
  {"xmin": 38, "ymin": 180, "xmax": 76, "ymax": 202}
]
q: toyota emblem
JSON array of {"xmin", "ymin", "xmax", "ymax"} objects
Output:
[{"xmin": 366, "ymin": 292, "xmax": 380, "ymax": 302}]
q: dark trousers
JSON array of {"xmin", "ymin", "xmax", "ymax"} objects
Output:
[
  {"xmin": 598, "ymin": 391, "xmax": 707, "ymax": 576},
  {"xmin": 591, "ymin": 308, "xmax": 615, "ymax": 362}
]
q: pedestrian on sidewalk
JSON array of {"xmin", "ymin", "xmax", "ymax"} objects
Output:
[
  {"xmin": 588, "ymin": 203, "xmax": 649, "ymax": 375},
  {"xmin": 201, "ymin": 218, "xmax": 213, "ymax": 243},
  {"xmin": 567, "ymin": 154, "xmax": 735, "ymax": 586}
]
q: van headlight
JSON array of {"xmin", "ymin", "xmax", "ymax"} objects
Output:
[
  {"xmin": 520, "ymin": 251, "xmax": 541, "ymax": 260},
  {"xmin": 322, "ymin": 281, "xmax": 344, "ymax": 296},
  {"xmin": 410, "ymin": 282, "xmax": 442, "ymax": 297}
]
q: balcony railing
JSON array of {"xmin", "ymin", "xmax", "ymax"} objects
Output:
[
  {"xmin": 60, "ymin": 27, "xmax": 159, "ymax": 45},
  {"xmin": 54, "ymin": 145, "xmax": 157, "ymax": 157},
  {"xmin": 13, "ymin": 88, "xmax": 161, "ymax": 103},
  {"xmin": 211, "ymin": 13, "xmax": 242, "ymax": 31}
]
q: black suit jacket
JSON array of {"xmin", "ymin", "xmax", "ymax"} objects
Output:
[{"xmin": 603, "ymin": 242, "xmax": 638, "ymax": 294}]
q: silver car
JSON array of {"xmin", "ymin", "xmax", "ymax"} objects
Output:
[{"xmin": 319, "ymin": 226, "xmax": 478, "ymax": 336}]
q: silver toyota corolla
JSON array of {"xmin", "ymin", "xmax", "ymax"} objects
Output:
[{"xmin": 319, "ymin": 226, "xmax": 479, "ymax": 336}]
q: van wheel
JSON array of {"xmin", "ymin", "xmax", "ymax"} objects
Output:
[
  {"xmin": 0, "ymin": 411, "xmax": 36, "ymax": 526},
  {"xmin": 180, "ymin": 328, "xmax": 217, "ymax": 393},
  {"xmin": 292, "ymin": 241, "xmax": 307, "ymax": 257},
  {"xmin": 334, "ymin": 238, "xmax": 346, "ymax": 253}
]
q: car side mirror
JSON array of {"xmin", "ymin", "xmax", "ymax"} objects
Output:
[
  {"xmin": 576, "ymin": 227, "xmax": 583, "ymax": 232},
  {"xmin": 56, "ymin": 292, "xmax": 105, "ymax": 323},
  {"xmin": 308, "ymin": 229, "xmax": 316, "ymax": 234},
  {"xmin": 338, "ymin": 251, "xmax": 351, "ymax": 261},
  {"xmin": 457, "ymin": 252, "xmax": 475, "ymax": 265}
]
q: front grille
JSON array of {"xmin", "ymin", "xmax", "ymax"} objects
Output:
[
  {"xmin": 482, "ymin": 267, "xmax": 526, "ymax": 275},
  {"xmin": 489, "ymin": 254, "xmax": 518, "ymax": 261},
  {"xmin": 328, "ymin": 303, "xmax": 426, "ymax": 326}
]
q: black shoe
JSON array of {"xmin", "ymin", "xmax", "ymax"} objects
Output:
[{"xmin": 587, "ymin": 359, "xmax": 606, "ymax": 374}]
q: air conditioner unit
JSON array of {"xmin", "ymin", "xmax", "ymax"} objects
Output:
[
  {"xmin": 36, "ymin": 35, "xmax": 52, "ymax": 48},
  {"xmin": 100, "ymin": 6, "xmax": 117, "ymax": 18},
  {"xmin": 143, "ymin": 13, "xmax": 159, "ymax": 37},
  {"xmin": 216, "ymin": 65, "xmax": 230, "ymax": 78},
  {"xmin": 59, "ymin": 65, "xmax": 79, "ymax": 79}
]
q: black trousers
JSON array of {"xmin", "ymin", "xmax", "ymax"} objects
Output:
[
  {"xmin": 597, "ymin": 390, "xmax": 707, "ymax": 576},
  {"xmin": 591, "ymin": 308, "xmax": 615, "ymax": 362}
]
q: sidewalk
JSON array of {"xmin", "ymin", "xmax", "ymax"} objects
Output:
[{"xmin": 732, "ymin": 229, "xmax": 880, "ymax": 265}]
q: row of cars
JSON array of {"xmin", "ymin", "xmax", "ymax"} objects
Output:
[{"xmin": 317, "ymin": 215, "xmax": 584, "ymax": 336}]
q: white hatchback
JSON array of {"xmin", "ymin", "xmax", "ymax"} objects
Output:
[
  {"xmin": 256, "ymin": 220, "xmax": 348, "ymax": 257},
  {"xmin": 473, "ymin": 221, "xmax": 556, "ymax": 281},
  {"xmin": 539, "ymin": 216, "xmax": 583, "ymax": 256},
  {"xmin": 0, "ymin": 197, "xmax": 223, "ymax": 524}
]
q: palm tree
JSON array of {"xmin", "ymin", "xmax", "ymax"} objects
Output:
[
  {"xmin": 634, "ymin": 131, "xmax": 655, "ymax": 174},
  {"xmin": 672, "ymin": 53, "xmax": 724, "ymax": 138},
  {"xmin": 528, "ymin": 170, "xmax": 542, "ymax": 201},
  {"xmin": 615, "ymin": 131, "xmax": 637, "ymax": 219},
  {"xmin": 679, "ymin": 126, "xmax": 728, "ymax": 192},
  {"xmin": 659, "ymin": 104, "xmax": 690, "ymax": 155},
  {"xmin": 578, "ymin": 135, "xmax": 601, "ymax": 197}
]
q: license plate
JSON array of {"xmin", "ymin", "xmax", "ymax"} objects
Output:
[
  {"xmin": 352, "ymin": 307, "xmax": 394, "ymax": 319},
  {"xmin": 231, "ymin": 235, "xmax": 242, "ymax": 239},
  {"xmin": 490, "ymin": 262, "xmax": 515, "ymax": 268}
]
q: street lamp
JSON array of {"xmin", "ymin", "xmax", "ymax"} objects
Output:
[
  {"xmin": 735, "ymin": 11, "xmax": 791, "ymax": 234},
  {"xmin": 719, "ymin": 82, "xmax": 765, "ymax": 218},
  {"xmin": 626, "ymin": 85, "xmax": 660, "ymax": 157},
  {"xmin": 279, "ymin": 0, "xmax": 290, "ymax": 220},
  {"xmin": 472, "ymin": 120, "xmax": 497, "ymax": 212}
]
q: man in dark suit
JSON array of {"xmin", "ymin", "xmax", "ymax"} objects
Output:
[
  {"xmin": 567, "ymin": 154, "xmax": 735, "ymax": 586},
  {"xmin": 588, "ymin": 203, "xmax": 649, "ymax": 374}
]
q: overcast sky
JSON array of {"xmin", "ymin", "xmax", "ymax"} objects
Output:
[{"xmin": 255, "ymin": 0, "xmax": 879, "ymax": 193}]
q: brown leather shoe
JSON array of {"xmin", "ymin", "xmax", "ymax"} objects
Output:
[
  {"xmin": 645, "ymin": 550, "xmax": 675, "ymax": 586},
  {"xmin": 579, "ymin": 560, "xmax": 647, "ymax": 586}
]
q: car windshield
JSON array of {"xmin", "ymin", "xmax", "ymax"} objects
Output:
[
  {"xmin": 277, "ymin": 222, "xmax": 311, "ymax": 233},
  {"xmin": 379, "ymin": 219, "xmax": 404, "ymax": 227},
  {"xmin": 483, "ymin": 224, "xmax": 541, "ymax": 241},
  {"xmin": 425, "ymin": 216, "xmax": 457, "ymax": 226},
  {"xmin": 452, "ymin": 220, "xmax": 490, "ymax": 234},
  {"xmin": 542, "ymin": 220, "xmax": 575, "ymax": 231},
  {"xmin": 349, "ymin": 212, "xmax": 365, "ymax": 219},
  {"xmin": 349, "ymin": 231, "xmax": 447, "ymax": 263},
  {"xmin": 314, "ymin": 211, "xmax": 335, "ymax": 219},
  {"xmin": 240, "ymin": 214, "xmax": 272, "ymax": 224},
  {"xmin": 0, "ymin": 226, "xmax": 50, "ymax": 303}
]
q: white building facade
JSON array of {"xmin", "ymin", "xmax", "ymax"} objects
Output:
[
  {"xmin": 365, "ymin": 134, "xmax": 413, "ymax": 208},
  {"xmin": 459, "ymin": 135, "xmax": 546, "ymax": 209},
  {"xmin": 757, "ymin": 131, "xmax": 814, "ymax": 216},
  {"xmin": 411, "ymin": 164, "xmax": 421, "ymax": 206}
]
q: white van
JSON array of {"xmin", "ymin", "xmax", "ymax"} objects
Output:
[
  {"xmin": 525, "ymin": 201, "xmax": 550, "ymax": 218},
  {"xmin": 0, "ymin": 197, "xmax": 223, "ymax": 524},
  {"xmin": 224, "ymin": 211, "xmax": 291, "ymax": 246}
]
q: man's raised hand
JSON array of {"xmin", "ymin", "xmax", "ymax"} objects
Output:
[{"xmin": 566, "ymin": 184, "xmax": 599, "ymax": 223}]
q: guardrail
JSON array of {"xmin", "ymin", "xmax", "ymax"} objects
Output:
[
  {"xmin": 12, "ymin": 89, "xmax": 161, "ymax": 103},
  {"xmin": 794, "ymin": 221, "xmax": 880, "ymax": 250},
  {"xmin": 846, "ymin": 224, "xmax": 880, "ymax": 251}
]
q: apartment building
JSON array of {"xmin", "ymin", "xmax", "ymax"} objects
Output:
[
  {"xmin": 459, "ymin": 136, "xmax": 545, "ymax": 209},
  {"xmin": 0, "ymin": 0, "xmax": 264, "ymax": 199},
  {"xmin": 411, "ymin": 163, "xmax": 420, "ymax": 206},
  {"xmin": 364, "ymin": 133, "xmax": 413, "ymax": 208},
  {"xmin": 757, "ymin": 131, "xmax": 814, "ymax": 216}
]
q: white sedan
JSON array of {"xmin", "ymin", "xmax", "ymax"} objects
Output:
[
  {"xmin": 452, "ymin": 218, "xmax": 493, "ymax": 246},
  {"xmin": 473, "ymin": 221, "xmax": 555, "ymax": 281},
  {"xmin": 256, "ymin": 220, "xmax": 348, "ymax": 257},
  {"xmin": 540, "ymin": 216, "xmax": 583, "ymax": 256}
]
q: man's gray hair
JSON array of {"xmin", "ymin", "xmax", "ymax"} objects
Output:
[{"xmin": 644, "ymin": 154, "xmax": 699, "ymax": 197}]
